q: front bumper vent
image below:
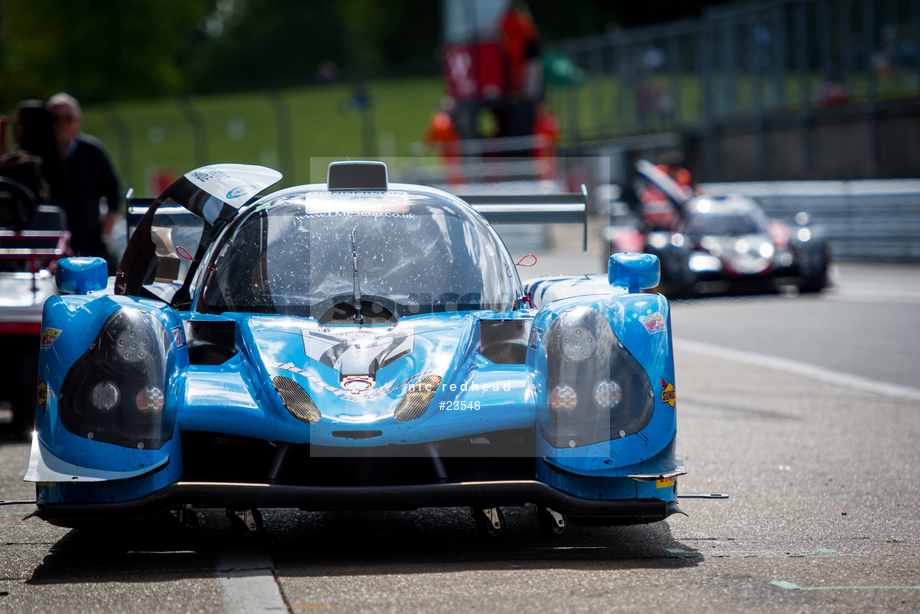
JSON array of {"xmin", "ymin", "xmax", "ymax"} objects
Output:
[
  {"xmin": 394, "ymin": 375, "xmax": 442, "ymax": 423},
  {"xmin": 273, "ymin": 376, "xmax": 321, "ymax": 424}
]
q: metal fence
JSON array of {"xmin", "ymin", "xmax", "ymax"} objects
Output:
[{"xmin": 548, "ymin": 0, "xmax": 920, "ymax": 141}]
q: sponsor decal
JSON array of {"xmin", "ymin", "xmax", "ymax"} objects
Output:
[
  {"xmin": 528, "ymin": 326, "xmax": 544, "ymax": 349},
  {"xmin": 188, "ymin": 169, "xmax": 229, "ymax": 183},
  {"xmin": 660, "ymin": 379, "xmax": 676, "ymax": 407},
  {"xmin": 226, "ymin": 185, "xmax": 255, "ymax": 200},
  {"xmin": 639, "ymin": 311, "xmax": 666, "ymax": 334},
  {"xmin": 40, "ymin": 328, "xmax": 63, "ymax": 349},
  {"xmin": 170, "ymin": 326, "xmax": 187, "ymax": 349},
  {"xmin": 37, "ymin": 381, "xmax": 48, "ymax": 413},
  {"xmin": 656, "ymin": 477, "xmax": 675, "ymax": 489}
]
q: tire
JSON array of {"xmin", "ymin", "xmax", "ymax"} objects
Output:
[
  {"xmin": 471, "ymin": 507, "xmax": 504, "ymax": 538},
  {"xmin": 535, "ymin": 506, "xmax": 567, "ymax": 536}
]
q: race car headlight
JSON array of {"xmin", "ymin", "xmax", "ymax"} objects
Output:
[
  {"xmin": 59, "ymin": 307, "xmax": 175, "ymax": 450},
  {"xmin": 541, "ymin": 306, "xmax": 654, "ymax": 448}
]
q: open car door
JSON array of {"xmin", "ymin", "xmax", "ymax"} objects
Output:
[{"xmin": 118, "ymin": 164, "xmax": 282, "ymax": 304}]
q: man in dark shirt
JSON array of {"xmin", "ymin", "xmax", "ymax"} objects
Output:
[{"xmin": 46, "ymin": 92, "xmax": 121, "ymax": 272}]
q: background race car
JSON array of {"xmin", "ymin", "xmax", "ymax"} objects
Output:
[{"xmin": 603, "ymin": 160, "xmax": 832, "ymax": 297}]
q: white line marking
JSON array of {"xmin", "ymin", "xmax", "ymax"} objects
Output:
[
  {"xmin": 823, "ymin": 290, "xmax": 920, "ymax": 305},
  {"xmin": 674, "ymin": 338, "xmax": 920, "ymax": 402},
  {"xmin": 217, "ymin": 539, "xmax": 288, "ymax": 613},
  {"xmin": 219, "ymin": 571, "xmax": 288, "ymax": 613}
]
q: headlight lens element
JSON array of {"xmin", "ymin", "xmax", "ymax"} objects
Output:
[
  {"xmin": 136, "ymin": 387, "xmax": 165, "ymax": 413},
  {"xmin": 593, "ymin": 380, "xmax": 622, "ymax": 408},
  {"xmin": 561, "ymin": 326, "xmax": 596, "ymax": 362},
  {"xmin": 115, "ymin": 328, "xmax": 153, "ymax": 364},
  {"xmin": 91, "ymin": 382, "xmax": 120, "ymax": 412},
  {"xmin": 549, "ymin": 385, "xmax": 577, "ymax": 412}
]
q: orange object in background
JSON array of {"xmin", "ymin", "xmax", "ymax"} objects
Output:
[
  {"xmin": 533, "ymin": 104, "xmax": 560, "ymax": 180},
  {"xmin": 657, "ymin": 163, "xmax": 691, "ymax": 190},
  {"xmin": 500, "ymin": 2, "xmax": 538, "ymax": 94},
  {"xmin": 424, "ymin": 109, "xmax": 464, "ymax": 185}
]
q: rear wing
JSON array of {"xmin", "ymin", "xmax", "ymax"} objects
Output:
[{"xmin": 463, "ymin": 186, "xmax": 588, "ymax": 250}]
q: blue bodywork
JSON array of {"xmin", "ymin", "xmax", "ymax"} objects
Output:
[{"xmin": 26, "ymin": 162, "xmax": 685, "ymax": 529}]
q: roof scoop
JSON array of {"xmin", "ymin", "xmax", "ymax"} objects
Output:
[{"xmin": 327, "ymin": 161, "xmax": 388, "ymax": 191}]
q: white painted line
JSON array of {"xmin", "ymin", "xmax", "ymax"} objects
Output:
[
  {"xmin": 674, "ymin": 338, "xmax": 920, "ymax": 402},
  {"xmin": 771, "ymin": 580, "xmax": 920, "ymax": 591},
  {"xmin": 217, "ymin": 539, "xmax": 288, "ymax": 613},
  {"xmin": 219, "ymin": 571, "xmax": 288, "ymax": 613},
  {"xmin": 824, "ymin": 290, "xmax": 920, "ymax": 305}
]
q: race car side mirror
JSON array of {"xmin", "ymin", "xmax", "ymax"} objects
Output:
[
  {"xmin": 609, "ymin": 253, "xmax": 660, "ymax": 294},
  {"xmin": 55, "ymin": 257, "xmax": 108, "ymax": 295}
]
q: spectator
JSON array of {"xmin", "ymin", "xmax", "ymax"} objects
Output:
[
  {"xmin": 532, "ymin": 103, "xmax": 561, "ymax": 180},
  {"xmin": 424, "ymin": 97, "xmax": 463, "ymax": 185},
  {"xmin": 46, "ymin": 93, "xmax": 122, "ymax": 272},
  {"xmin": 500, "ymin": 1, "xmax": 538, "ymax": 96},
  {"xmin": 0, "ymin": 102, "xmax": 57, "ymax": 232}
]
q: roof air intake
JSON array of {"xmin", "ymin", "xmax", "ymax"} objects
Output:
[{"xmin": 327, "ymin": 161, "xmax": 388, "ymax": 191}]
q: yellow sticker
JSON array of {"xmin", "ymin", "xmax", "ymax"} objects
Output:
[
  {"xmin": 660, "ymin": 381, "xmax": 676, "ymax": 407},
  {"xmin": 37, "ymin": 381, "xmax": 48, "ymax": 412},
  {"xmin": 656, "ymin": 477, "xmax": 675, "ymax": 489}
]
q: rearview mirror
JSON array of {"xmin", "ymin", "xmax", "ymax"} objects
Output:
[
  {"xmin": 608, "ymin": 253, "xmax": 660, "ymax": 294},
  {"xmin": 55, "ymin": 257, "xmax": 108, "ymax": 295}
]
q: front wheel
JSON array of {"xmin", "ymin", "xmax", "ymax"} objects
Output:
[
  {"xmin": 535, "ymin": 506, "xmax": 567, "ymax": 536},
  {"xmin": 471, "ymin": 507, "xmax": 504, "ymax": 538}
]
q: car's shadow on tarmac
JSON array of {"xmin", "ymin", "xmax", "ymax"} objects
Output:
[{"xmin": 27, "ymin": 505, "xmax": 701, "ymax": 585}]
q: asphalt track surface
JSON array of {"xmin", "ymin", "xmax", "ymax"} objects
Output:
[{"xmin": 0, "ymin": 260, "xmax": 917, "ymax": 613}]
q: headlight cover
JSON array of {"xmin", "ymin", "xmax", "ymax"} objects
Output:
[
  {"xmin": 59, "ymin": 307, "xmax": 175, "ymax": 450},
  {"xmin": 541, "ymin": 306, "xmax": 654, "ymax": 448}
]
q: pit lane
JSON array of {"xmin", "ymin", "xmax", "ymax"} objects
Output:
[{"xmin": 0, "ymin": 260, "xmax": 917, "ymax": 613}]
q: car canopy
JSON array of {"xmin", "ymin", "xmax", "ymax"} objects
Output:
[{"xmin": 194, "ymin": 186, "xmax": 522, "ymax": 320}]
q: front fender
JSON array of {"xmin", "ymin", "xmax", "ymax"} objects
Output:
[
  {"xmin": 528, "ymin": 291, "xmax": 677, "ymax": 475},
  {"xmin": 34, "ymin": 294, "xmax": 187, "ymax": 478}
]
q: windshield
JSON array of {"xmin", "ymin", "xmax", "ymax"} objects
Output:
[
  {"xmin": 197, "ymin": 190, "xmax": 521, "ymax": 321},
  {"xmin": 682, "ymin": 211, "xmax": 768, "ymax": 237}
]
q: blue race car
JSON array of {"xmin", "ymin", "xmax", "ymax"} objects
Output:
[{"xmin": 24, "ymin": 161, "xmax": 687, "ymax": 535}]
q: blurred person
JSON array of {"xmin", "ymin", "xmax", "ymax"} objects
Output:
[
  {"xmin": 532, "ymin": 103, "xmax": 560, "ymax": 180},
  {"xmin": 632, "ymin": 151, "xmax": 692, "ymax": 231},
  {"xmin": 500, "ymin": 1, "xmax": 538, "ymax": 95},
  {"xmin": 424, "ymin": 97, "xmax": 463, "ymax": 185},
  {"xmin": 656, "ymin": 150, "xmax": 692, "ymax": 192},
  {"xmin": 11, "ymin": 100, "xmax": 63, "ymax": 198},
  {"xmin": 46, "ymin": 92, "xmax": 122, "ymax": 272},
  {"xmin": 0, "ymin": 102, "xmax": 57, "ymax": 227}
]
